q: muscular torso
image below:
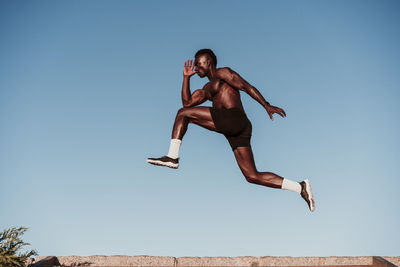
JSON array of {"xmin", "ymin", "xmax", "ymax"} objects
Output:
[{"xmin": 203, "ymin": 72, "xmax": 244, "ymax": 111}]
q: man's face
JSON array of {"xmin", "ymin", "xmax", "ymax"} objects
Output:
[{"xmin": 194, "ymin": 55, "xmax": 209, "ymax": 78}]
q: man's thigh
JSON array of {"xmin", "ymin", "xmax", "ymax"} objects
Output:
[{"xmin": 181, "ymin": 106, "xmax": 217, "ymax": 132}]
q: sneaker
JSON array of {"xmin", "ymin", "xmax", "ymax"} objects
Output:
[
  {"xmin": 300, "ymin": 179, "xmax": 315, "ymax": 212},
  {"xmin": 147, "ymin": 156, "xmax": 179, "ymax": 169}
]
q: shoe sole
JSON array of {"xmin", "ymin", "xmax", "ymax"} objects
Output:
[
  {"xmin": 304, "ymin": 179, "xmax": 315, "ymax": 212},
  {"xmin": 146, "ymin": 159, "xmax": 179, "ymax": 169}
]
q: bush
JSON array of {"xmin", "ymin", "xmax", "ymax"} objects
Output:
[{"xmin": 0, "ymin": 227, "xmax": 37, "ymax": 267}]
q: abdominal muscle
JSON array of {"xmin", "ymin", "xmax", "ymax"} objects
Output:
[{"xmin": 211, "ymin": 86, "xmax": 244, "ymax": 111}]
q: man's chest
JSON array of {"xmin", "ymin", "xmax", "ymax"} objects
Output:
[{"xmin": 204, "ymin": 79, "xmax": 226, "ymax": 98}]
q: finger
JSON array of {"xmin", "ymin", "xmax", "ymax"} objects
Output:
[
  {"xmin": 184, "ymin": 60, "xmax": 187, "ymax": 68},
  {"xmin": 269, "ymin": 112, "xmax": 274, "ymax": 121},
  {"xmin": 276, "ymin": 108, "xmax": 285, "ymax": 118},
  {"xmin": 190, "ymin": 59, "xmax": 193, "ymax": 67}
]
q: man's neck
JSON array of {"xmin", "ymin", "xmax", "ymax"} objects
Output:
[{"xmin": 206, "ymin": 67, "xmax": 217, "ymax": 80}]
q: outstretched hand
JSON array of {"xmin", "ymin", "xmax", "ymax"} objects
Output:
[
  {"xmin": 266, "ymin": 104, "xmax": 286, "ymax": 121},
  {"xmin": 183, "ymin": 59, "xmax": 196, "ymax": 77}
]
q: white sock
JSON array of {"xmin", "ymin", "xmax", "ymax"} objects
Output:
[
  {"xmin": 167, "ymin": 139, "xmax": 182, "ymax": 159},
  {"xmin": 282, "ymin": 178, "xmax": 301, "ymax": 194}
]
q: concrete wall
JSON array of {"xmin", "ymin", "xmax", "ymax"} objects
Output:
[{"xmin": 31, "ymin": 255, "xmax": 400, "ymax": 266}]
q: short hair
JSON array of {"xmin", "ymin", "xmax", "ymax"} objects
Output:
[{"xmin": 195, "ymin": 48, "xmax": 217, "ymax": 67}]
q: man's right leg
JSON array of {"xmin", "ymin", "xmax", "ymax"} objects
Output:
[{"xmin": 147, "ymin": 106, "xmax": 217, "ymax": 168}]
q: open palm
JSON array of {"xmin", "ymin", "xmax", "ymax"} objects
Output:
[{"xmin": 183, "ymin": 59, "xmax": 196, "ymax": 77}]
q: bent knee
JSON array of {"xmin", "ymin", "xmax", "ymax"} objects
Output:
[
  {"xmin": 177, "ymin": 107, "xmax": 200, "ymax": 121},
  {"xmin": 177, "ymin": 107, "xmax": 189, "ymax": 117}
]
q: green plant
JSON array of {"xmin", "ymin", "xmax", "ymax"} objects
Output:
[{"xmin": 0, "ymin": 227, "xmax": 37, "ymax": 267}]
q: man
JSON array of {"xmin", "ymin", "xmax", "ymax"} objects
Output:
[{"xmin": 147, "ymin": 49, "xmax": 315, "ymax": 212}]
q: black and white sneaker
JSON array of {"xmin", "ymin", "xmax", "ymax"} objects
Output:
[
  {"xmin": 147, "ymin": 156, "xmax": 179, "ymax": 169},
  {"xmin": 300, "ymin": 179, "xmax": 315, "ymax": 212}
]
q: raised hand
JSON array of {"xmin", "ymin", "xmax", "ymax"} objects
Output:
[
  {"xmin": 266, "ymin": 104, "xmax": 286, "ymax": 121},
  {"xmin": 183, "ymin": 59, "xmax": 196, "ymax": 77}
]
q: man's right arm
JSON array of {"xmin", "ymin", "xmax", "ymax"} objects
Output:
[
  {"xmin": 182, "ymin": 86, "xmax": 207, "ymax": 108},
  {"xmin": 181, "ymin": 59, "xmax": 207, "ymax": 108}
]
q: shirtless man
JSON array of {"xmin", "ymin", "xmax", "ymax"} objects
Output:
[{"xmin": 147, "ymin": 49, "xmax": 315, "ymax": 212}]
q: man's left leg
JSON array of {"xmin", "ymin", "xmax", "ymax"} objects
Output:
[
  {"xmin": 147, "ymin": 106, "xmax": 217, "ymax": 168},
  {"xmin": 233, "ymin": 146, "xmax": 315, "ymax": 211}
]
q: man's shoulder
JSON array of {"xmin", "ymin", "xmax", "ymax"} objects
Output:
[
  {"xmin": 216, "ymin": 67, "xmax": 232, "ymax": 73},
  {"xmin": 215, "ymin": 67, "xmax": 235, "ymax": 79}
]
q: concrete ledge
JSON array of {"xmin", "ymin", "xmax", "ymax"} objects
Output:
[
  {"xmin": 32, "ymin": 255, "xmax": 399, "ymax": 267},
  {"xmin": 35, "ymin": 255, "xmax": 175, "ymax": 266},
  {"xmin": 179, "ymin": 256, "xmax": 361, "ymax": 266},
  {"xmin": 176, "ymin": 256, "xmax": 397, "ymax": 266},
  {"xmin": 382, "ymin": 257, "xmax": 400, "ymax": 267}
]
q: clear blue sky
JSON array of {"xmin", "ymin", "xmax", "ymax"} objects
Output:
[{"xmin": 1, "ymin": 0, "xmax": 399, "ymax": 257}]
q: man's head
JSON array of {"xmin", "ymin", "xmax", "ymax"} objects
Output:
[{"xmin": 194, "ymin": 48, "xmax": 217, "ymax": 78}]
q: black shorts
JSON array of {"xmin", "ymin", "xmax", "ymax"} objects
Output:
[{"xmin": 209, "ymin": 107, "xmax": 252, "ymax": 150}]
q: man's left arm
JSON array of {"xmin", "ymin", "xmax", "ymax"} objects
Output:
[{"xmin": 216, "ymin": 67, "xmax": 286, "ymax": 120}]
